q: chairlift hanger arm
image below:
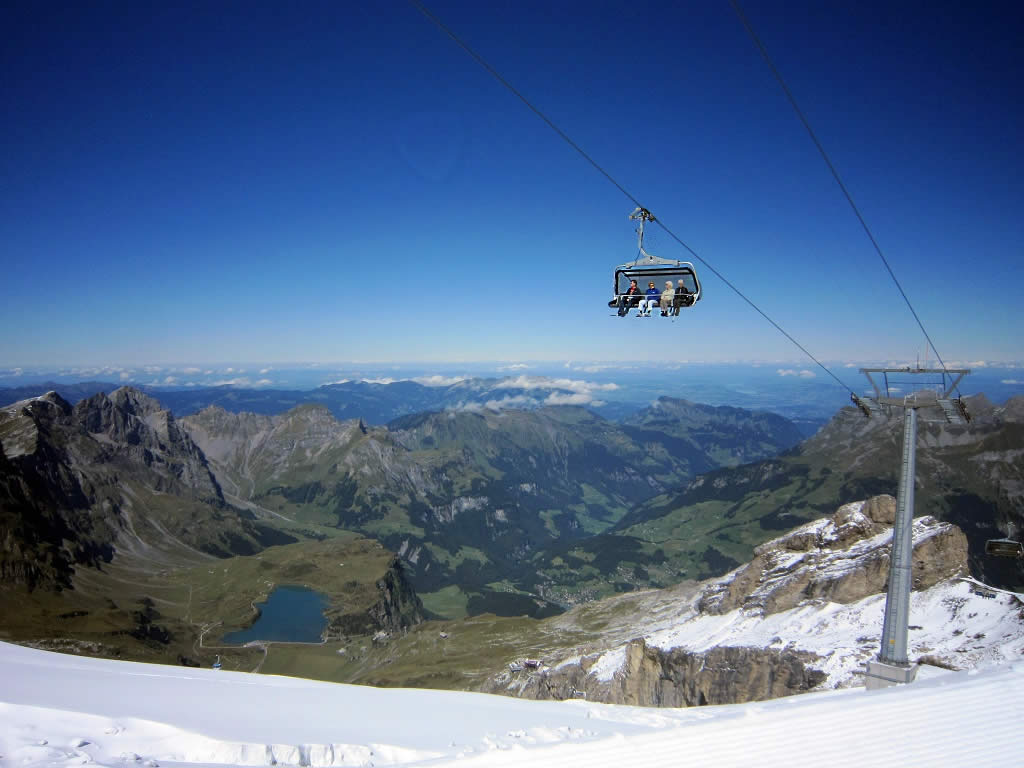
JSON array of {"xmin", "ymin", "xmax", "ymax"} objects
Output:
[{"xmin": 626, "ymin": 207, "xmax": 685, "ymax": 267}]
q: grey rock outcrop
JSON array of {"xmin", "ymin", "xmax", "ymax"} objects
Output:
[
  {"xmin": 326, "ymin": 555, "xmax": 426, "ymax": 638},
  {"xmin": 74, "ymin": 388, "xmax": 224, "ymax": 504},
  {"xmin": 697, "ymin": 495, "xmax": 968, "ymax": 616},
  {"xmin": 609, "ymin": 640, "xmax": 826, "ymax": 707},
  {"xmin": 507, "ymin": 640, "xmax": 826, "ymax": 707}
]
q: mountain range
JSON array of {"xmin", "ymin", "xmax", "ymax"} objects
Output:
[
  {"xmin": 2, "ymin": 382, "xmax": 1022, "ymax": 676},
  {"xmin": 590, "ymin": 393, "xmax": 1024, "ymax": 592},
  {"xmin": 180, "ymin": 395, "xmax": 803, "ymax": 615},
  {"xmin": 0, "ymin": 376, "xmax": 821, "ymax": 435}
]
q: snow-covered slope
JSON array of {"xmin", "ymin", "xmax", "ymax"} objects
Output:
[
  {"xmin": 1, "ymin": 640, "xmax": 1022, "ymax": 768},
  {"xmin": 497, "ymin": 499, "xmax": 1023, "ymax": 706},
  {"xmin": 587, "ymin": 578, "xmax": 1024, "ymax": 688}
]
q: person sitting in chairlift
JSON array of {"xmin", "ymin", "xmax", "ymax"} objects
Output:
[
  {"xmin": 659, "ymin": 281, "xmax": 674, "ymax": 316},
  {"xmin": 639, "ymin": 281, "xmax": 659, "ymax": 316},
  {"xmin": 616, "ymin": 279, "xmax": 641, "ymax": 316},
  {"xmin": 673, "ymin": 279, "xmax": 691, "ymax": 316}
]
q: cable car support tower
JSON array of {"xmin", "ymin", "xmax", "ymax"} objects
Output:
[{"xmin": 853, "ymin": 367, "xmax": 971, "ymax": 689}]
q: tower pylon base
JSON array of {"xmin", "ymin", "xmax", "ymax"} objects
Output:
[{"xmin": 865, "ymin": 659, "xmax": 919, "ymax": 690}]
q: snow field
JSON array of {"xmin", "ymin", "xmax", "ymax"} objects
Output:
[{"xmin": 3, "ymin": 641, "xmax": 1024, "ymax": 768}]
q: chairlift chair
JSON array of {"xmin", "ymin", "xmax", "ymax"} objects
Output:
[
  {"xmin": 985, "ymin": 523, "xmax": 1023, "ymax": 558},
  {"xmin": 610, "ymin": 207, "xmax": 702, "ymax": 316}
]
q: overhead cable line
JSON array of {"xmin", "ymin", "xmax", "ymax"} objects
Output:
[
  {"xmin": 409, "ymin": 0, "xmax": 855, "ymax": 397},
  {"xmin": 729, "ymin": 0, "xmax": 959, "ymax": 394}
]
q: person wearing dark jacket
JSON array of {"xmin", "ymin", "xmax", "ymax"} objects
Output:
[
  {"xmin": 615, "ymin": 279, "xmax": 641, "ymax": 316},
  {"xmin": 672, "ymin": 278, "xmax": 691, "ymax": 316}
]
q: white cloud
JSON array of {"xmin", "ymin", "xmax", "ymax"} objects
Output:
[
  {"xmin": 163, "ymin": 376, "xmax": 177, "ymax": 385},
  {"xmin": 485, "ymin": 395, "xmax": 534, "ymax": 410},
  {"xmin": 1001, "ymin": 379, "xmax": 1021, "ymax": 385},
  {"xmin": 259, "ymin": 367, "xmax": 273, "ymax": 374},
  {"xmin": 447, "ymin": 395, "xmax": 538, "ymax": 413},
  {"xmin": 256, "ymin": 379, "xmax": 273, "ymax": 386},
  {"xmin": 544, "ymin": 392, "xmax": 594, "ymax": 406},
  {"xmin": 500, "ymin": 375, "xmax": 619, "ymax": 394},
  {"xmin": 564, "ymin": 363, "xmax": 637, "ymax": 373},
  {"xmin": 361, "ymin": 378, "xmax": 396, "ymax": 385},
  {"xmin": 412, "ymin": 375, "xmax": 467, "ymax": 387},
  {"xmin": 182, "ymin": 367, "xmax": 201, "ymax": 374},
  {"xmin": 324, "ymin": 378, "xmax": 351, "ymax": 385},
  {"xmin": 119, "ymin": 372, "xmax": 134, "ymax": 381},
  {"xmin": 496, "ymin": 363, "xmax": 529, "ymax": 371},
  {"xmin": 777, "ymin": 369, "xmax": 815, "ymax": 378}
]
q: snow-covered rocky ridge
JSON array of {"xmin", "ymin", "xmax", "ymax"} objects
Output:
[{"xmin": 493, "ymin": 496, "xmax": 1024, "ymax": 705}]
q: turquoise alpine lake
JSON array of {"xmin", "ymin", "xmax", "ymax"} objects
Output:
[{"xmin": 223, "ymin": 585, "xmax": 329, "ymax": 644}]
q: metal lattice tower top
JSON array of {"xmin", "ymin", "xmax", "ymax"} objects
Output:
[{"xmin": 853, "ymin": 367, "xmax": 971, "ymax": 424}]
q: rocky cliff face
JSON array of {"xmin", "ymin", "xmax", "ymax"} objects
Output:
[
  {"xmin": 0, "ymin": 389, "xmax": 290, "ymax": 591},
  {"xmin": 326, "ymin": 556, "xmax": 426, "ymax": 638},
  {"xmin": 696, "ymin": 495, "xmax": 968, "ymax": 616},
  {"xmin": 74, "ymin": 389, "xmax": 225, "ymax": 504},
  {"xmin": 182, "ymin": 404, "xmax": 408, "ymax": 502},
  {"xmin": 488, "ymin": 496, "xmax": 978, "ymax": 707},
  {"xmin": 511, "ymin": 640, "xmax": 826, "ymax": 707}
]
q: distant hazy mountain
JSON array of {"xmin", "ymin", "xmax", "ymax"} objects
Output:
[
  {"xmin": 0, "ymin": 381, "xmax": 119, "ymax": 407},
  {"xmin": 1, "ymin": 378, "xmax": 648, "ymax": 426},
  {"xmin": 624, "ymin": 397, "xmax": 805, "ymax": 467}
]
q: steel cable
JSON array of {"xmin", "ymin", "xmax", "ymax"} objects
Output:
[{"xmin": 410, "ymin": 0, "xmax": 856, "ymax": 396}]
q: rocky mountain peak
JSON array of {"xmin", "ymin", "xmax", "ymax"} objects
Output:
[
  {"xmin": 696, "ymin": 494, "xmax": 967, "ymax": 616},
  {"xmin": 1, "ymin": 391, "xmax": 73, "ymax": 423},
  {"xmin": 108, "ymin": 386, "xmax": 165, "ymax": 417},
  {"xmin": 0, "ymin": 392, "xmax": 74, "ymax": 459},
  {"xmin": 996, "ymin": 394, "xmax": 1024, "ymax": 423}
]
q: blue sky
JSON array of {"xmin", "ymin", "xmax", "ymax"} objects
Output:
[{"xmin": 2, "ymin": 0, "xmax": 1022, "ymax": 369}]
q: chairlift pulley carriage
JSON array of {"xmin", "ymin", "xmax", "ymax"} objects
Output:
[{"xmin": 610, "ymin": 207, "xmax": 702, "ymax": 316}]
